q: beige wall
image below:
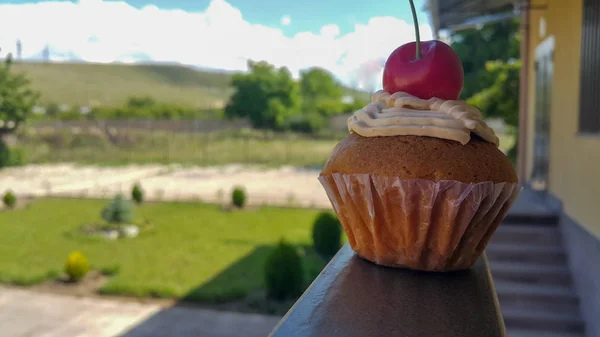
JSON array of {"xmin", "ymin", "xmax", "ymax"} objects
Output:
[{"xmin": 526, "ymin": 0, "xmax": 600, "ymax": 238}]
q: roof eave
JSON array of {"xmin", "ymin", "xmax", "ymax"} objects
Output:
[{"xmin": 427, "ymin": 0, "xmax": 518, "ymax": 36}]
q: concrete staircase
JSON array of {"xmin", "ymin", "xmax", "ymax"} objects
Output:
[{"xmin": 488, "ymin": 221, "xmax": 586, "ymax": 337}]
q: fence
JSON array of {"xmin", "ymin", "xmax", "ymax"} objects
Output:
[
  {"xmin": 33, "ymin": 119, "xmax": 251, "ymax": 133},
  {"xmin": 18, "ymin": 119, "xmax": 342, "ymax": 168}
]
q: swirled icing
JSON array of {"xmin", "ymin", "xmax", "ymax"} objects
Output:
[{"xmin": 347, "ymin": 90, "xmax": 499, "ymax": 146}]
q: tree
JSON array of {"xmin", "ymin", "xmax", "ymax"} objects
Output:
[
  {"xmin": 0, "ymin": 52, "xmax": 40, "ymax": 136},
  {"xmin": 225, "ymin": 60, "xmax": 301, "ymax": 130},
  {"xmin": 300, "ymin": 67, "xmax": 344, "ymax": 116},
  {"xmin": 449, "ymin": 19, "xmax": 521, "ymax": 163},
  {"xmin": 101, "ymin": 193, "xmax": 134, "ymax": 225},
  {"xmin": 449, "ymin": 19, "xmax": 520, "ymax": 100},
  {"xmin": 467, "ymin": 60, "xmax": 521, "ymax": 127}
]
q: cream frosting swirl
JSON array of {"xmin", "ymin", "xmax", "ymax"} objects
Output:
[{"xmin": 347, "ymin": 90, "xmax": 499, "ymax": 146}]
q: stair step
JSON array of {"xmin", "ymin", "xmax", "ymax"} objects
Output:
[
  {"xmin": 490, "ymin": 261, "xmax": 573, "ymax": 286},
  {"xmin": 503, "ymin": 212, "xmax": 559, "ymax": 225},
  {"xmin": 495, "ymin": 281, "xmax": 580, "ymax": 314},
  {"xmin": 486, "ymin": 243, "xmax": 567, "ymax": 265},
  {"xmin": 502, "ymin": 309, "xmax": 585, "ymax": 334},
  {"xmin": 499, "ymin": 299, "xmax": 580, "ymax": 317},
  {"xmin": 507, "ymin": 329, "xmax": 584, "ymax": 337},
  {"xmin": 495, "ymin": 281, "xmax": 578, "ymax": 300},
  {"xmin": 493, "ymin": 224, "xmax": 563, "ymax": 246}
]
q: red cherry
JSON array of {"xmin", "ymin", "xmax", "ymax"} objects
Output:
[{"xmin": 382, "ymin": 40, "xmax": 464, "ymax": 100}]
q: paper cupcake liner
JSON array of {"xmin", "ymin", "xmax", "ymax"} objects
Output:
[{"xmin": 318, "ymin": 173, "xmax": 521, "ymax": 271}]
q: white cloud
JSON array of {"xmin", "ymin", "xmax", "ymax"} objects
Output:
[
  {"xmin": 320, "ymin": 24, "xmax": 340, "ymax": 39},
  {"xmin": 0, "ymin": 0, "xmax": 432, "ymax": 89},
  {"xmin": 280, "ymin": 15, "xmax": 291, "ymax": 26}
]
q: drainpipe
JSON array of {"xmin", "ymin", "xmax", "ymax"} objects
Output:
[
  {"xmin": 517, "ymin": 0, "xmax": 531, "ymax": 183},
  {"xmin": 427, "ymin": 0, "xmax": 440, "ymax": 39}
]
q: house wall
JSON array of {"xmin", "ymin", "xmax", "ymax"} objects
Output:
[
  {"xmin": 526, "ymin": 2, "xmax": 600, "ymax": 336},
  {"xmin": 526, "ymin": 0, "xmax": 600, "ymax": 239}
]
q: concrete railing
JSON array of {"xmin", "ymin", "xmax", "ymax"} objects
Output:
[{"xmin": 268, "ymin": 244, "xmax": 505, "ymax": 337}]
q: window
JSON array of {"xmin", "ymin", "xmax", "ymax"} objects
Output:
[{"xmin": 579, "ymin": 0, "xmax": 600, "ymax": 133}]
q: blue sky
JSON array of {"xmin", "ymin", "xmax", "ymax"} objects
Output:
[
  {"xmin": 124, "ymin": 0, "xmax": 430, "ymax": 36},
  {"xmin": 3, "ymin": 0, "xmax": 430, "ymax": 35},
  {"xmin": 0, "ymin": 0, "xmax": 433, "ymax": 88}
]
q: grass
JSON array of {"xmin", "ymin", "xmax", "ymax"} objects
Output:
[
  {"xmin": 17, "ymin": 126, "xmax": 515, "ymax": 168},
  {"xmin": 14, "ymin": 62, "xmax": 233, "ymax": 108},
  {"xmin": 13, "ymin": 61, "xmax": 370, "ymax": 108},
  {"xmin": 18, "ymin": 128, "xmax": 342, "ymax": 168},
  {"xmin": 0, "ymin": 198, "xmax": 329, "ymax": 302}
]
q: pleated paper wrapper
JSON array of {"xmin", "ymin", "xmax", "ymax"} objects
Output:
[{"xmin": 318, "ymin": 173, "xmax": 521, "ymax": 271}]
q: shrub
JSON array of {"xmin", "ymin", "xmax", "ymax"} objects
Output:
[
  {"xmin": 264, "ymin": 239, "xmax": 304, "ymax": 300},
  {"xmin": 0, "ymin": 140, "xmax": 26, "ymax": 168},
  {"xmin": 65, "ymin": 251, "xmax": 89, "ymax": 282},
  {"xmin": 0, "ymin": 140, "xmax": 9, "ymax": 168},
  {"xmin": 45, "ymin": 103, "xmax": 60, "ymax": 117},
  {"xmin": 7, "ymin": 147, "xmax": 25, "ymax": 167},
  {"xmin": 231, "ymin": 186, "xmax": 246, "ymax": 208},
  {"xmin": 101, "ymin": 193, "xmax": 134, "ymax": 224},
  {"xmin": 99, "ymin": 264, "xmax": 121, "ymax": 276},
  {"xmin": 289, "ymin": 113, "xmax": 326, "ymax": 134},
  {"xmin": 131, "ymin": 183, "xmax": 144, "ymax": 204},
  {"xmin": 2, "ymin": 190, "xmax": 16, "ymax": 209},
  {"xmin": 312, "ymin": 212, "xmax": 342, "ymax": 258}
]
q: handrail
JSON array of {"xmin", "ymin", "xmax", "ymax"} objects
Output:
[{"xmin": 269, "ymin": 244, "xmax": 506, "ymax": 337}]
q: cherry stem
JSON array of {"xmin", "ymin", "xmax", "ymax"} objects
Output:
[{"xmin": 408, "ymin": 0, "xmax": 421, "ymax": 60}]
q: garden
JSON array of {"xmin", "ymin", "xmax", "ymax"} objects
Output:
[{"xmin": 0, "ymin": 186, "xmax": 344, "ymax": 315}]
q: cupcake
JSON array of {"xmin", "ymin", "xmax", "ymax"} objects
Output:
[{"xmin": 318, "ymin": 89, "xmax": 520, "ymax": 271}]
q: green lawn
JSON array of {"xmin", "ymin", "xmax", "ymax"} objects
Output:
[{"xmin": 0, "ymin": 198, "xmax": 327, "ymax": 303}]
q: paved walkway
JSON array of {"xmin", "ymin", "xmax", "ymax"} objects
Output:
[
  {"xmin": 1, "ymin": 163, "xmax": 548, "ymax": 215},
  {"xmin": 0, "ymin": 164, "xmax": 330, "ymax": 209},
  {"xmin": 0, "ymin": 287, "xmax": 281, "ymax": 337}
]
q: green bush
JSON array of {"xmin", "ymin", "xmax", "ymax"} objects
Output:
[
  {"xmin": 65, "ymin": 251, "xmax": 89, "ymax": 282},
  {"xmin": 312, "ymin": 212, "xmax": 342, "ymax": 258},
  {"xmin": 99, "ymin": 264, "xmax": 121, "ymax": 276},
  {"xmin": 0, "ymin": 140, "xmax": 9, "ymax": 168},
  {"xmin": 0, "ymin": 141, "xmax": 26, "ymax": 168},
  {"xmin": 232, "ymin": 186, "xmax": 246, "ymax": 208},
  {"xmin": 8, "ymin": 147, "xmax": 25, "ymax": 167},
  {"xmin": 101, "ymin": 193, "xmax": 134, "ymax": 224},
  {"xmin": 264, "ymin": 239, "xmax": 304, "ymax": 300},
  {"xmin": 2, "ymin": 190, "xmax": 16, "ymax": 209},
  {"xmin": 289, "ymin": 113, "xmax": 326, "ymax": 134},
  {"xmin": 45, "ymin": 103, "xmax": 60, "ymax": 117},
  {"xmin": 131, "ymin": 183, "xmax": 144, "ymax": 204}
]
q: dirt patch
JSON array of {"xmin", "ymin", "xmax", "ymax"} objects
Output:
[
  {"xmin": 24, "ymin": 271, "xmax": 175, "ymax": 308},
  {"xmin": 219, "ymin": 204, "xmax": 262, "ymax": 212},
  {"xmin": 31, "ymin": 271, "xmax": 110, "ymax": 298},
  {"xmin": 26, "ymin": 273, "xmax": 295, "ymax": 316},
  {"xmin": 0, "ymin": 196, "xmax": 33, "ymax": 211}
]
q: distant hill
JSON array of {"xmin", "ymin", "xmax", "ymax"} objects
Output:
[
  {"xmin": 13, "ymin": 61, "xmax": 234, "ymax": 109},
  {"xmin": 12, "ymin": 61, "xmax": 369, "ymax": 109}
]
